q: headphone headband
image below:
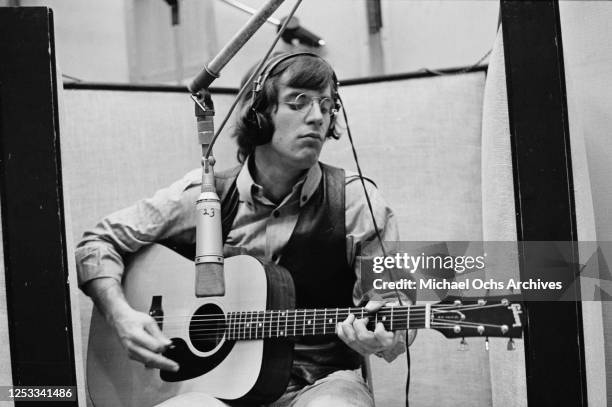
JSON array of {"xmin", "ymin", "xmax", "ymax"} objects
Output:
[{"xmin": 253, "ymin": 52, "xmax": 338, "ymax": 94}]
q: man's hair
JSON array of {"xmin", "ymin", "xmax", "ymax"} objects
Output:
[{"xmin": 233, "ymin": 54, "xmax": 341, "ymax": 163}]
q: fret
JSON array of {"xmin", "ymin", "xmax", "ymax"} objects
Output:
[
  {"xmin": 228, "ymin": 312, "xmax": 233, "ymax": 340},
  {"xmin": 312, "ymin": 309, "xmax": 317, "ymax": 336},
  {"xmin": 248, "ymin": 311, "xmax": 254, "ymax": 339},
  {"xmin": 257, "ymin": 311, "xmax": 262, "ymax": 339},
  {"xmin": 390, "ymin": 307, "xmax": 394, "ymax": 331},
  {"xmin": 323, "ymin": 309, "xmax": 327, "ymax": 335},
  {"xmin": 232, "ymin": 312, "xmax": 236, "ymax": 340},
  {"xmin": 335, "ymin": 308, "xmax": 339, "ymax": 333},
  {"xmin": 425, "ymin": 304, "xmax": 431, "ymax": 329},
  {"xmin": 253, "ymin": 311, "xmax": 258, "ymax": 339},
  {"xmin": 293, "ymin": 309, "xmax": 297, "ymax": 337},
  {"xmin": 268, "ymin": 311, "xmax": 272, "ymax": 337},
  {"xmin": 239, "ymin": 311, "xmax": 244, "ymax": 340},
  {"xmin": 406, "ymin": 304, "xmax": 410, "ymax": 330},
  {"xmin": 380, "ymin": 309, "xmax": 388, "ymax": 330},
  {"xmin": 302, "ymin": 309, "xmax": 307, "ymax": 336},
  {"xmin": 283, "ymin": 310, "xmax": 288, "ymax": 337},
  {"xmin": 276, "ymin": 310, "xmax": 280, "ymax": 337}
]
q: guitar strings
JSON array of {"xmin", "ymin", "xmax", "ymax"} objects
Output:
[
  {"xmin": 149, "ymin": 303, "xmax": 515, "ymax": 340},
  {"xmin": 179, "ymin": 320, "xmax": 510, "ymax": 341},
  {"xmin": 148, "ymin": 302, "xmax": 509, "ymax": 324}
]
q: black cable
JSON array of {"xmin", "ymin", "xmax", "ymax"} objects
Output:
[
  {"xmin": 337, "ymin": 94, "xmax": 405, "ymax": 307},
  {"xmin": 203, "ymin": 0, "xmax": 303, "ymax": 158}
]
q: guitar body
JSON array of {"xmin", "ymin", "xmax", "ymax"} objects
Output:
[{"xmin": 87, "ymin": 244, "xmax": 295, "ymax": 407}]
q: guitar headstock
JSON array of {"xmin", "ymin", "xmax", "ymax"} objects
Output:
[{"xmin": 429, "ymin": 296, "xmax": 523, "ymax": 339}]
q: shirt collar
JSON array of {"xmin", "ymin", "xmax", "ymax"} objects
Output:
[{"xmin": 236, "ymin": 156, "xmax": 322, "ymax": 207}]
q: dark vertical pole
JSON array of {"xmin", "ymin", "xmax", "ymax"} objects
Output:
[
  {"xmin": 0, "ymin": 7, "xmax": 78, "ymax": 407},
  {"xmin": 501, "ymin": 1, "xmax": 587, "ymax": 406}
]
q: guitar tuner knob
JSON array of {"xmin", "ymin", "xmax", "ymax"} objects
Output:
[
  {"xmin": 507, "ymin": 338, "xmax": 516, "ymax": 351},
  {"xmin": 478, "ymin": 299, "xmax": 486, "ymax": 305},
  {"xmin": 485, "ymin": 337, "xmax": 490, "ymax": 351},
  {"xmin": 454, "ymin": 300, "xmax": 462, "ymax": 306},
  {"xmin": 453, "ymin": 325, "xmax": 461, "ymax": 334},
  {"xmin": 501, "ymin": 298, "xmax": 509, "ymax": 306},
  {"xmin": 459, "ymin": 337, "xmax": 468, "ymax": 351},
  {"xmin": 477, "ymin": 325, "xmax": 485, "ymax": 335},
  {"xmin": 501, "ymin": 325, "xmax": 509, "ymax": 334}
]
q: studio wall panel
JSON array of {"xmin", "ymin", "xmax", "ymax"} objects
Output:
[{"xmin": 61, "ymin": 71, "xmax": 493, "ymax": 406}]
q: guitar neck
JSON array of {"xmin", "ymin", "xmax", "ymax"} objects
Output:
[{"xmin": 225, "ymin": 305, "xmax": 426, "ymax": 341}]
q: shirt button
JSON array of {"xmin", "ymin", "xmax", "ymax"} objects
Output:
[
  {"xmin": 272, "ymin": 254, "xmax": 279, "ymax": 262},
  {"xmin": 301, "ymin": 196, "xmax": 307, "ymax": 202},
  {"xmin": 273, "ymin": 210, "xmax": 280, "ymax": 218}
]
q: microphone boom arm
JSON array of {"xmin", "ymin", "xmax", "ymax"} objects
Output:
[{"xmin": 188, "ymin": 0, "xmax": 286, "ymax": 93}]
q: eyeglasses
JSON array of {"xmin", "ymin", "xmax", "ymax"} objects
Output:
[{"xmin": 283, "ymin": 93, "xmax": 335, "ymax": 115}]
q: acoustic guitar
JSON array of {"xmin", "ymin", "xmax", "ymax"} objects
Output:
[{"xmin": 87, "ymin": 244, "xmax": 523, "ymax": 406}]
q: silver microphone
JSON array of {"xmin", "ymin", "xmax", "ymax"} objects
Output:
[{"xmin": 194, "ymin": 165, "xmax": 225, "ymax": 297}]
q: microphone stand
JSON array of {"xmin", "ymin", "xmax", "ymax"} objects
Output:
[
  {"xmin": 188, "ymin": 0, "xmax": 294, "ymax": 298},
  {"xmin": 192, "ymin": 89, "xmax": 225, "ymax": 297}
]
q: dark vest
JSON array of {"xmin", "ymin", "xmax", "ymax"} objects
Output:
[{"xmin": 216, "ymin": 163, "xmax": 362, "ymax": 386}]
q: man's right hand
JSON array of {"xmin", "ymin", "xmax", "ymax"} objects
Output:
[
  {"xmin": 110, "ymin": 307, "xmax": 179, "ymax": 372},
  {"xmin": 84, "ymin": 277, "xmax": 179, "ymax": 372}
]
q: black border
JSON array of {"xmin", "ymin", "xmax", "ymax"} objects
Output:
[
  {"xmin": 0, "ymin": 7, "xmax": 78, "ymax": 406},
  {"xmin": 501, "ymin": 1, "xmax": 587, "ymax": 406}
]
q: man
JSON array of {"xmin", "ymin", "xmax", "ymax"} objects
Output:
[{"xmin": 77, "ymin": 53, "xmax": 408, "ymax": 406}]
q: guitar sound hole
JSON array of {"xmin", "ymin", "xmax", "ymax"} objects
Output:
[{"xmin": 189, "ymin": 303, "xmax": 226, "ymax": 352}]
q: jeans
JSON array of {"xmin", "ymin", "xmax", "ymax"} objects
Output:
[{"xmin": 155, "ymin": 370, "xmax": 374, "ymax": 407}]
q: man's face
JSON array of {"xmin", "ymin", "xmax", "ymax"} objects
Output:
[{"xmin": 264, "ymin": 76, "xmax": 332, "ymax": 171}]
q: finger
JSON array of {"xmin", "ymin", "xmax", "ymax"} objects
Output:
[
  {"xmin": 374, "ymin": 322, "xmax": 395, "ymax": 348},
  {"xmin": 129, "ymin": 327, "xmax": 169, "ymax": 353},
  {"xmin": 339, "ymin": 314, "xmax": 357, "ymax": 342},
  {"xmin": 353, "ymin": 317, "xmax": 375, "ymax": 342},
  {"xmin": 144, "ymin": 318, "xmax": 173, "ymax": 347},
  {"xmin": 364, "ymin": 300, "xmax": 385, "ymax": 313},
  {"xmin": 337, "ymin": 322, "xmax": 369, "ymax": 355},
  {"xmin": 128, "ymin": 344, "xmax": 179, "ymax": 372}
]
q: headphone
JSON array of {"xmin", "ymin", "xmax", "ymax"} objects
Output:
[{"xmin": 244, "ymin": 52, "xmax": 341, "ymax": 145}]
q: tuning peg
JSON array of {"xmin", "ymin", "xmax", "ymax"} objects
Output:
[
  {"xmin": 485, "ymin": 337, "xmax": 490, "ymax": 351},
  {"xmin": 507, "ymin": 338, "xmax": 516, "ymax": 351},
  {"xmin": 459, "ymin": 337, "xmax": 468, "ymax": 351}
]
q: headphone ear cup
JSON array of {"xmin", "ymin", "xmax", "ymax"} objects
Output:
[{"xmin": 247, "ymin": 108, "xmax": 273, "ymax": 146}]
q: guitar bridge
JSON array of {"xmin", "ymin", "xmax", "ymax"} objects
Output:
[{"xmin": 149, "ymin": 295, "xmax": 164, "ymax": 330}]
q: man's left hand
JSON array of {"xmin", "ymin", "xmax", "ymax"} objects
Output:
[{"xmin": 336, "ymin": 300, "xmax": 399, "ymax": 356}]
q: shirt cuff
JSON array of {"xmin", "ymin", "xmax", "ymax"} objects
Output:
[{"xmin": 75, "ymin": 244, "xmax": 124, "ymax": 287}]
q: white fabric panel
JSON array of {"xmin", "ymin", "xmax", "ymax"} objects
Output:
[
  {"xmin": 62, "ymin": 72, "xmax": 491, "ymax": 406},
  {"xmin": 56, "ymin": 65, "xmax": 88, "ymax": 406},
  {"xmin": 61, "ymin": 90, "xmax": 237, "ymax": 399},
  {"xmin": 322, "ymin": 73, "xmax": 492, "ymax": 406},
  {"xmin": 480, "ymin": 28, "xmax": 527, "ymax": 407},
  {"xmin": 560, "ymin": 2, "xmax": 612, "ymax": 405}
]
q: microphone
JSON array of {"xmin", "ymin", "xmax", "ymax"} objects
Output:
[
  {"xmin": 278, "ymin": 16, "xmax": 325, "ymax": 47},
  {"xmin": 188, "ymin": 0, "xmax": 286, "ymax": 93},
  {"xmin": 194, "ymin": 162, "xmax": 225, "ymax": 297}
]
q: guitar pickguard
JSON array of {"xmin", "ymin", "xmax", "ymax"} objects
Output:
[{"xmin": 160, "ymin": 338, "xmax": 235, "ymax": 382}]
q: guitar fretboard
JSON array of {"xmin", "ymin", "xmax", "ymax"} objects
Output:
[{"xmin": 224, "ymin": 306, "xmax": 426, "ymax": 341}]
